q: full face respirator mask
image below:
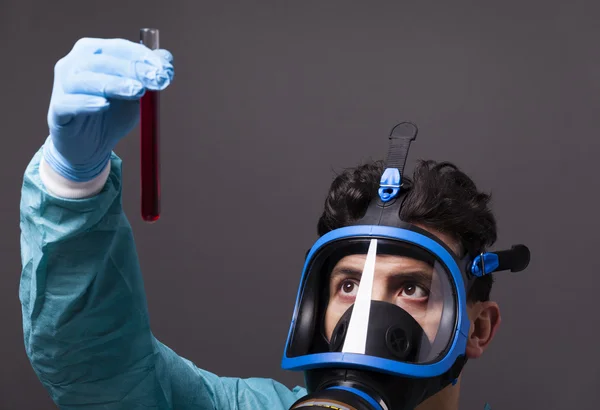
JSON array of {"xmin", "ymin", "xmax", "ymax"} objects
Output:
[{"xmin": 281, "ymin": 122, "xmax": 531, "ymax": 410}]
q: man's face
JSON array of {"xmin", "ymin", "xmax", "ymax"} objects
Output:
[
  {"xmin": 323, "ymin": 226, "xmax": 501, "ymax": 367},
  {"xmin": 320, "ymin": 227, "xmax": 502, "ymax": 410},
  {"xmin": 323, "ymin": 226, "xmax": 462, "ymax": 347},
  {"xmin": 324, "ymin": 253, "xmax": 446, "ymax": 343}
]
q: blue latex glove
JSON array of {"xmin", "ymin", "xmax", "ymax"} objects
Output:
[{"xmin": 43, "ymin": 37, "xmax": 174, "ymax": 182}]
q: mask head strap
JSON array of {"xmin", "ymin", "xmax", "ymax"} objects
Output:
[
  {"xmin": 469, "ymin": 244, "xmax": 531, "ymax": 277},
  {"xmin": 352, "ymin": 121, "xmax": 418, "ymax": 227}
]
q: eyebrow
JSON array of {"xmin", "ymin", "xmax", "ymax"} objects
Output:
[
  {"xmin": 330, "ymin": 267, "xmax": 433, "ymax": 283},
  {"xmin": 331, "ymin": 267, "xmax": 362, "ymax": 277}
]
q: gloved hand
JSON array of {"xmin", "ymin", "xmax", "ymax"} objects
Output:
[{"xmin": 43, "ymin": 37, "xmax": 174, "ymax": 182}]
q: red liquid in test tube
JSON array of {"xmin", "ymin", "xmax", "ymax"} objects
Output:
[{"xmin": 140, "ymin": 28, "xmax": 161, "ymax": 223}]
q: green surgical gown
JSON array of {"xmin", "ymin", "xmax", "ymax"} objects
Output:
[{"xmin": 19, "ymin": 149, "xmax": 307, "ymax": 409}]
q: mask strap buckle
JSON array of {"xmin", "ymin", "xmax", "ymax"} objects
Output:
[
  {"xmin": 478, "ymin": 251, "xmax": 486, "ymax": 277},
  {"xmin": 377, "ymin": 122, "xmax": 418, "ymax": 203},
  {"xmin": 469, "ymin": 244, "xmax": 531, "ymax": 277}
]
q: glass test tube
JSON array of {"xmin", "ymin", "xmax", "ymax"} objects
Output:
[{"xmin": 140, "ymin": 28, "xmax": 161, "ymax": 223}]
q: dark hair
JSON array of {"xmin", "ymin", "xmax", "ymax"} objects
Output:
[{"xmin": 317, "ymin": 160, "xmax": 497, "ymax": 302}]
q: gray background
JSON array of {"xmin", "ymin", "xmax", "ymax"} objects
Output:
[{"xmin": 1, "ymin": 1, "xmax": 599, "ymax": 409}]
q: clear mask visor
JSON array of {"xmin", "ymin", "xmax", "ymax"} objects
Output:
[{"xmin": 287, "ymin": 238, "xmax": 457, "ymax": 364}]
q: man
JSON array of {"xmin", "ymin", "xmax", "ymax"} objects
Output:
[
  {"xmin": 300, "ymin": 159, "xmax": 502, "ymax": 409},
  {"xmin": 19, "ymin": 37, "xmax": 502, "ymax": 409}
]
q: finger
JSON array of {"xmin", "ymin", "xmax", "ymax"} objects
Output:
[
  {"xmin": 63, "ymin": 72, "xmax": 148, "ymax": 99},
  {"xmin": 49, "ymin": 94, "xmax": 109, "ymax": 126},
  {"xmin": 155, "ymin": 49, "xmax": 173, "ymax": 64},
  {"xmin": 72, "ymin": 37, "xmax": 167, "ymax": 70},
  {"xmin": 71, "ymin": 54, "xmax": 173, "ymax": 88}
]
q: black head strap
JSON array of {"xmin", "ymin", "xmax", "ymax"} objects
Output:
[{"xmin": 352, "ymin": 121, "xmax": 418, "ymax": 227}]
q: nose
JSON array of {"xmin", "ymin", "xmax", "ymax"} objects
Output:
[{"xmin": 370, "ymin": 279, "xmax": 395, "ymax": 304}]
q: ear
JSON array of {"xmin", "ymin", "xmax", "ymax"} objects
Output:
[{"xmin": 465, "ymin": 301, "xmax": 501, "ymax": 359}]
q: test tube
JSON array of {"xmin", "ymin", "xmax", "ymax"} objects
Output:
[{"xmin": 140, "ymin": 28, "xmax": 161, "ymax": 223}]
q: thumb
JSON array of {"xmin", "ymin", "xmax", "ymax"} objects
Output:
[{"xmin": 49, "ymin": 94, "xmax": 110, "ymax": 126}]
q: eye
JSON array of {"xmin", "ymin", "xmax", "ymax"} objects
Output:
[
  {"xmin": 400, "ymin": 283, "xmax": 428, "ymax": 299},
  {"xmin": 339, "ymin": 280, "xmax": 358, "ymax": 297}
]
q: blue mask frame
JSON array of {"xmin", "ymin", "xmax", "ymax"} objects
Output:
[{"xmin": 281, "ymin": 224, "xmax": 470, "ymax": 378}]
